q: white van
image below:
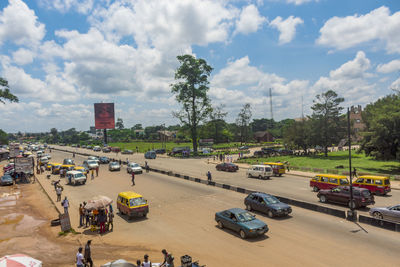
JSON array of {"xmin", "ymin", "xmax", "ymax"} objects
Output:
[
  {"xmin": 246, "ymin": 165, "xmax": 273, "ymax": 180},
  {"xmin": 66, "ymin": 171, "xmax": 87, "ymax": 185}
]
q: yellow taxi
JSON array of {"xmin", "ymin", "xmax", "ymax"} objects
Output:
[
  {"xmin": 51, "ymin": 163, "xmax": 62, "ymax": 174},
  {"xmin": 310, "ymin": 174, "xmax": 349, "ymax": 192},
  {"xmin": 117, "ymin": 191, "xmax": 149, "ymax": 219},
  {"xmin": 263, "ymin": 162, "xmax": 286, "ymax": 176},
  {"xmin": 353, "ymin": 175, "xmax": 391, "ymax": 195},
  {"xmin": 73, "ymin": 166, "xmax": 88, "ymax": 175}
]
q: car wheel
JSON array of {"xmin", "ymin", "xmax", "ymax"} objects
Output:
[
  {"xmin": 258, "ymin": 175, "xmax": 262, "ymax": 180},
  {"xmin": 313, "ymin": 186, "xmax": 319, "ymax": 192},
  {"xmin": 348, "ymin": 200, "xmax": 356, "ymax": 209},
  {"xmin": 248, "ymin": 173, "xmax": 252, "ymax": 178},
  {"xmin": 267, "ymin": 210, "xmax": 274, "ymax": 218},
  {"xmin": 246, "ymin": 204, "xmax": 252, "ymax": 211},
  {"xmin": 218, "ymin": 220, "xmax": 224, "ymax": 229},
  {"xmin": 239, "ymin": 229, "xmax": 247, "ymax": 239},
  {"xmin": 319, "ymin": 195, "xmax": 327, "ymax": 203},
  {"xmin": 279, "ymin": 174, "xmax": 282, "ymax": 177},
  {"xmin": 373, "ymin": 212, "xmax": 383, "ymax": 220}
]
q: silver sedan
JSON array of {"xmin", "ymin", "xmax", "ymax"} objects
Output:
[{"xmin": 369, "ymin": 205, "xmax": 400, "ymax": 222}]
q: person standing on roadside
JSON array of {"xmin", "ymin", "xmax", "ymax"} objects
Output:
[
  {"xmin": 76, "ymin": 247, "xmax": 85, "ymax": 267},
  {"xmin": 353, "ymin": 167, "xmax": 358, "ymax": 178},
  {"xmin": 131, "ymin": 172, "xmax": 135, "ymax": 186},
  {"xmin": 62, "ymin": 196, "xmax": 69, "ymax": 214},
  {"xmin": 142, "ymin": 254, "xmax": 152, "ymax": 267},
  {"xmin": 108, "ymin": 211, "xmax": 114, "ymax": 231},
  {"xmin": 79, "ymin": 204, "xmax": 84, "ymax": 227},
  {"xmin": 56, "ymin": 186, "xmax": 62, "ymax": 202},
  {"xmin": 91, "ymin": 169, "xmax": 94, "ymax": 180},
  {"xmin": 84, "ymin": 240, "xmax": 93, "ymax": 267},
  {"xmin": 207, "ymin": 171, "xmax": 212, "ymax": 182},
  {"xmin": 95, "ymin": 166, "xmax": 99, "ymax": 177}
]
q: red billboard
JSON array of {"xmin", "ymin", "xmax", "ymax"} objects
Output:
[{"xmin": 94, "ymin": 103, "xmax": 115, "ymax": 129}]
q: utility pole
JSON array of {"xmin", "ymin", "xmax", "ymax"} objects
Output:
[{"xmin": 347, "ymin": 107, "xmax": 356, "ymax": 221}]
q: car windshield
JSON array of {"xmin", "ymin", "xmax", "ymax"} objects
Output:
[
  {"xmin": 129, "ymin": 197, "xmax": 146, "ymax": 207},
  {"xmin": 88, "ymin": 160, "xmax": 97, "ymax": 164},
  {"xmin": 263, "ymin": 195, "xmax": 280, "ymax": 204},
  {"xmin": 75, "ymin": 173, "xmax": 85, "ymax": 178},
  {"xmin": 131, "ymin": 164, "xmax": 139, "ymax": 168},
  {"xmin": 236, "ymin": 212, "xmax": 255, "ymax": 222},
  {"xmin": 110, "ymin": 162, "xmax": 118, "ymax": 166},
  {"xmin": 2, "ymin": 175, "xmax": 12, "ymax": 180},
  {"xmin": 340, "ymin": 179, "xmax": 349, "ymax": 185}
]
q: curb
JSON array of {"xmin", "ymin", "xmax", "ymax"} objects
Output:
[{"xmin": 35, "ymin": 174, "xmax": 62, "ymax": 215}]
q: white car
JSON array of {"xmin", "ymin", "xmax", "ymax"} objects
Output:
[
  {"xmin": 83, "ymin": 160, "xmax": 99, "ymax": 170},
  {"xmin": 246, "ymin": 165, "xmax": 273, "ymax": 180},
  {"xmin": 66, "ymin": 170, "xmax": 87, "ymax": 185},
  {"xmin": 127, "ymin": 163, "xmax": 143, "ymax": 174},
  {"xmin": 88, "ymin": 156, "xmax": 99, "ymax": 163},
  {"xmin": 43, "ymin": 153, "xmax": 52, "ymax": 159},
  {"xmin": 108, "ymin": 161, "xmax": 121, "ymax": 171}
]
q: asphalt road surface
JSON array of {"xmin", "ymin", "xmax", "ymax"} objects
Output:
[
  {"xmin": 53, "ymin": 146, "xmax": 400, "ymax": 215},
  {"xmin": 36, "ymin": 150, "xmax": 400, "ymax": 266}
]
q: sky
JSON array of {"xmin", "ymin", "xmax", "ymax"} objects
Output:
[{"xmin": 0, "ymin": 0, "xmax": 399, "ymax": 133}]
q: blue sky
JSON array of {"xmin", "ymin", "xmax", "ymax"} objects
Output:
[{"xmin": 0, "ymin": 0, "xmax": 399, "ymax": 132}]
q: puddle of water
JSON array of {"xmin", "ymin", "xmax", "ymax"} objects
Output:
[
  {"xmin": 0, "ymin": 213, "xmax": 24, "ymax": 225},
  {"xmin": 0, "ymin": 213, "xmax": 45, "ymax": 231}
]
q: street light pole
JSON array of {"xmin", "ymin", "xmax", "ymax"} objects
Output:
[{"xmin": 347, "ymin": 107, "xmax": 356, "ymax": 220}]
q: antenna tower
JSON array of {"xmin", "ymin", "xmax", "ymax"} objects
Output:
[{"xmin": 269, "ymin": 88, "xmax": 273, "ymax": 120}]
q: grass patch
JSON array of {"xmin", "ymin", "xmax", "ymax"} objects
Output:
[
  {"xmin": 237, "ymin": 151, "xmax": 400, "ymax": 176},
  {"xmin": 58, "ymin": 228, "xmax": 79, "ymax": 236}
]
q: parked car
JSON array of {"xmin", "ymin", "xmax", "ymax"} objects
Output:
[
  {"xmin": 238, "ymin": 146, "xmax": 249, "ymax": 150},
  {"xmin": 93, "ymin": 146, "xmax": 101, "ymax": 152},
  {"xmin": 121, "ymin": 149, "xmax": 134, "ymax": 155},
  {"xmin": 215, "ymin": 208, "xmax": 268, "ymax": 239},
  {"xmin": 0, "ymin": 174, "xmax": 13, "ymax": 186},
  {"xmin": 168, "ymin": 147, "xmax": 190, "ymax": 156},
  {"xmin": 244, "ymin": 192, "xmax": 292, "ymax": 218},
  {"xmin": 145, "ymin": 151, "xmax": 156, "ymax": 159},
  {"xmin": 99, "ymin": 156, "xmax": 110, "ymax": 164},
  {"xmin": 253, "ymin": 150, "xmax": 265, "ymax": 157},
  {"xmin": 317, "ymin": 186, "xmax": 375, "ymax": 208},
  {"xmin": 155, "ymin": 148, "xmax": 166, "ymax": 154},
  {"xmin": 216, "ymin": 163, "xmax": 239, "ymax": 172},
  {"xmin": 86, "ymin": 145, "xmax": 93, "ymax": 150},
  {"xmin": 369, "ymin": 205, "xmax": 400, "ymax": 222},
  {"xmin": 81, "ymin": 145, "xmax": 87, "ymax": 148},
  {"xmin": 88, "ymin": 156, "xmax": 99, "ymax": 163},
  {"xmin": 83, "ymin": 160, "xmax": 99, "ymax": 170},
  {"xmin": 127, "ymin": 163, "xmax": 143, "ymax": 174},
  {"xmin": 66, "ymin": 171, "xmax": 87, "ymax": 185},
  {"xmin": 63, "ymin": 158, "xmax": 75, "ymax": 165},
  {"xmin": 109, "ymin": 161, "xmax": 121, "ymax": 171},
  {"xmin": 43, "ymin": 153, "xmax": 51, "ymax": 159},
  {"xmin": 246, "ymin": 165, "xmax": 273, "ymax": 180},
  {"xmin": 102, "ymin": 147, "xmax": 111, "ymax": 153},
  {"xmin": 3, "ymin": 163, "xmax": 14, "ymax": 173}
]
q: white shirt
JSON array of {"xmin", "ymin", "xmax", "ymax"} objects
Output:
[
  {"xmin": 142, "ymin": 261, "xmax": 151, "ymax": 267},
  {"xmin": 63, "ymin": 199, "xmax": 69, "ymax": 208},
  {"xmin": 76, "ymin": 252, "xmax": 84, "ymax": 265}
]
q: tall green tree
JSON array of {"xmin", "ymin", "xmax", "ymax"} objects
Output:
[
  {"xmin": 283, "ymin": 119, "xmax": 312, "ymax": 153},
  {"xmin": 209, "ymin": 104, "xmax": 228, "ymax": 144},
  {"xmin": 361, "ymin": 94, "xmax": 400, "ymax": 160},
  {"xmin": 0, "ymin": 78, "xmax": 18, "ymax": 104},
  {"xmin": 0, "ymin": 129, "xmax": 8, "ymax": 145},
  {"xmin": 116, "ymin": 118, "xmax": 124, "ymax": 130},
  {"xmin": 311, "ymin": 90, "xmax": 345, "ymax": 157},
  {"xmin": 236, "ymin": 103, "xmax": 252, "ymax": 144},
  {"xmin": 171, "ymin": 54, "xmax": 213, "ymax": 153}
]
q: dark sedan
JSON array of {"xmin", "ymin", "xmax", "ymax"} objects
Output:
[
  {"xmin": 215, "ymin": 208, "xmax": 268, "ymax": 239},
  {"xmin": 369, "ymin": 205, "xmax": 400, "ymax": 223},
  {"xmin": 318, "ymin": 186, "xmax": 375, "ymax": 208},
  {"xmin": 0, "ymin": 174, "xmax": 14, "ymax": 186},
  {"xmin": 121, "ymin": 149, "xmax": 134, "ymax": 154},
  {"xmin": 216, "ymin": 163, "xmax": 239, "ymax": 172},
  {"xmin": 99, "ymin": 156, "xmax": 110, "ymax": 164},
  {"xmin": 244, "ymin": 192, "xmax": 292, "ymax": 218}
]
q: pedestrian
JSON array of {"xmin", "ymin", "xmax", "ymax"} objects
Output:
[
  {"xmin": 79, "ymin": 204, "xmax": 84, "ymax": 227},
  {"xmin": 108, "ymin": 211, "xmax": 114, "ymax": 231},
  {"xmin": 126, "ymin": 158, "xmax": 129, "ymax": 165},
  {"xmin": 160, "ymin": 249, "xmax": 174, "ymax": 267},
  {"xmin": 207, "ymin": 171, "xmax": 212, "ymax": 182},
  {"xmin": 99, "ymin": 210, "xmax": 106, "ymax": 234},
  {"xmin": 85, "ymin": 208, "xmax": 90, "ymax": 228},
  {"xmin": 142, "ymin": 254, "xmax": 152, "ymax": 267},
  {"xmin": 119, "ymin": 159, "xmax": 122, "ymax": 165},
  {"xmin": 56, "ymin": 186, "xmax": 62, "ymax": 202},
  {"xmin": 131, "ymin": 172, "xmax": 135, "ymax": 186},
  {"xmin": 91, "ymin": 169, "xmax": 94, "ymax": 180},
  {"xmin": 54, "ymin": 179, "xmax": 60, "ymax": 191},
  {"xmin": 353, "ymin": 167, "xmax": 358, "ymax": 178},
  {"xmin": 137, "ymin": 260, "xmax": 142, "ymax": 267},
  {"xmin": 62, "ymin": 197, "xmax": 69, "ymax": 214},
  {"xmin": 76, "ymin": 247, "xmax": 85, "ymax": 267},
  {"xmin": 84, "ymin": 240, "xmax": 93, "ymax": 267},
  {"xmin": 95, "ymin": 166, "xmax": 99, "ymax": 177},
  {"xmin": 73, "ymin": 152, "xmax": 75, "ymax": 158}
]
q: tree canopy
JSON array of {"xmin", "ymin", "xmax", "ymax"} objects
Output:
[
  {"xmin": 171, "ymin": 54, "xmax": 213, "ymax": 153},
  {"xmin": 0, "ymin": 78, "xmax": 18, "ymax": 104}
]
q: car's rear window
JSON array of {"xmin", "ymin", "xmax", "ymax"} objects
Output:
[
  {"xmin": 129, "ymin": 197, "xmax": 146, "ymax": 207},
  {"xmin": 361, "ymin": 190, "xmax": 371, "ymax": 197}
]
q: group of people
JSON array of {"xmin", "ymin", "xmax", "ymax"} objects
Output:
[
  {"xmin": 78, "ymin": 202, "xmax": 114, "ymax": 234},
  {"xmin": 214, "ymin": 153, "xmax": 234, "ymax": 163},
  {"xmin": 76, "ymin": 246, "xmax": 173, "ymax": 267}
]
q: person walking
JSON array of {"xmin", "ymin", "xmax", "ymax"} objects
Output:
[
  {"xmin": 56, "ymin": 186, "xmax": 62, "ymax": 202},
  {"xmin": 54, "ymin": 179, "xmax": 60, "ymax": 191},
  {"xmin": 79, "ymin": 204, "xmax": 84, "ymax": 227},
  {"xmin": 99, "ymin": 210, "xmax": 106, "ymax": 234},
  {"xmin": 84, "ymin": 240, "xmax": 93, "ymax": 267},
  {"xmin": 85, "ymin": 208, "xmax": 90, "ymax": 228},
  {"xmin": 160, "ymin": 249, "xmax": 174, "ymax": 267},
  {"xmin": 91, "ymin": 169, "xmax": 94, "ymax": 180},
  {"xmin": 76, "ymin": 247, "xmax": 85, "ymax": 267},
  {"xmin": 353, "ymin": 167, "xmax": 358, "ymax": 178},
  {"xmin": 95, "ymin": 166, "xmax": 99, "ymax": 177},
  {"xmin": 131, "ymin": 172, "xmax": 135, "ymax": 186},
  {"xmin": 142, "ymin": 254, "xmax": 152, "ymax": 267},
  {"xmin": 62, "ymin": 197, "xmax": 69, "ymax": 214},
  {"xmin": 207, "ymin": 171, "xmax": 212, "ymax": 182},
  {"xmin": 108, "ymin": 211, "xmax": 114, "ymax": 231}
]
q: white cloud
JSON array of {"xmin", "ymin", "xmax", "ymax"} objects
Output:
[
  {"xmin": 317, "ymin": 6, "xmax": 400, "ymax": 54},
  {"xmin": 234, "ymin": 5, "xmax": 267, "ymax": 35},
  {"xmin": 12, "ymin": 48, "xmax": 35, "ymax": 65},
  {"xmin": 0, "ymin": 0, "xmax": 45, "ymax": 48},
  {"xmin": 269, "ymin": 16, "xmax": 303, "ymax": 44},
  {"xmin": 39, "ymin": 0, "xmax": 94, "ymax": 14},
  {"xmin": 286, "ymin": 0, "xmax": 316, "ymax": 5},
  {"xmin": 377, "ymin": 59, "xmax": 400, "ymax": 73},
  {"xmin": 389, "ymin": 78, "xmax": 400, "ymax": 92}
]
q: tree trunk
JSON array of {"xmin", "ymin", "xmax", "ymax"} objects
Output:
[
  {"xmin": 192, "ymin": 127, "xmax": 197, "ymax": 155},
  {"xmin": 324, "ymin": 145, "xmax": 328, "ymax": 157}
]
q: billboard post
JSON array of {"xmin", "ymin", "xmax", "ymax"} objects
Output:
[{"xmin": 94, "ymin": 103, "xmax": 115, "ymax": 144}]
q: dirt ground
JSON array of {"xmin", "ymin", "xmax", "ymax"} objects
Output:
[{"xmin": 0, "ymin": 182, "xmax": 160, "ymax": 266}]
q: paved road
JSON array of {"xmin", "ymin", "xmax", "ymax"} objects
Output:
[
  {"xmin": 52, "ymin": 146, "xmax": 400, "ymax": 216},
  {"xmin": 36, "ymin": 150, "xmax": 400, "ymax": 266}
]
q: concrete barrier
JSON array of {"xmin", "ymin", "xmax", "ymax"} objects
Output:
[
  {"xmin": 237, "ymin": 187, "xmax": 246, "ymax": 193},
  {"xmin": 194, "ymin": 178, "xmax": 201, "ymax": 183},
  {"xmin": 222, "ymin": 184, "xmax": 231, "ymax": 190},
  {"xmin": 175, "ymin": 173, "xmax": 181, "ymax": 178},
  {"xmin": 208, "ymin": 181, "xmax": 215, "ymax": 186},
  {"xmin": 359, "ymin": 215, "xmax": 399, "ymax": 232},
  {"xmin": 184, "ymin": 176, "xmax": 189, "ymax": 180}
]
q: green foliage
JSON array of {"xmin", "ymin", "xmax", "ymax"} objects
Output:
[
  {"xmin": 236, "ymin": 103, "xmax": 252, "ymax": 144},
  {"xmin": 251, "ymin": 118, "xmax": 294, "ymax": 138},
  {"xmin": 0, "ymin": 77, "xmax": 18, "ymax": 104},
  {"xmin": 283, "ymin": 119, "xmax": 313, "ymax": 152},
  {"xmin": 116, "ymin": 118, "xmax": 124, "ymax": 130},
  {"xmin": 361, "ymin": 94, "xmax": 400, "ymax": 160},
  {"xmin": 0, "ymin": 129, "xmax": 9, "ymax": 145},
  {"xmin": 310, "ymin": 90, "xmax": 346, "ymax": 156},
  {"xmin": 171, "ymin": 54, "xmax": 213, "ymax": 153}
]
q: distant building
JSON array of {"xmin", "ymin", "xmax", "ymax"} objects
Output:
[
  {"xmin": 158, "ymin": 130, "xmax": 177, "ymax": 142},
  {"xmin": 89, "ymin": 126, "xmax": 96, "ymax": 134},
  {"xmin": 349, "ymin": 105, "xmax": 366, "ymax": 142},
  {"xmin": 253, "ymin": 131, "xmax": 275, "ymax": 143}
]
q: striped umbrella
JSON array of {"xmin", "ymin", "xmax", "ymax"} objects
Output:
[{"xmin": 0, "ymin": 254, "xmax": 42, "ymax": 267}]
